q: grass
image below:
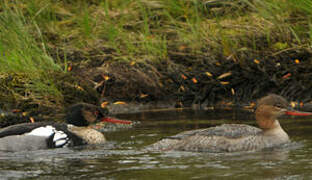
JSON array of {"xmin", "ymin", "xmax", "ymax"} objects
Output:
[
  {"xmin": 0, "ymin": 0, "xmax": 312, "ymax": 113},
  {"xmin": 0, "ymin": 2, "xmax": 66, "ymax": 110},
  {"xmin": 5, "ymin": 0, "xmax": 312, "ymax": 61}
]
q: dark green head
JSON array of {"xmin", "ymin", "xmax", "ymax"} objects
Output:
[{"xmin": 65, "ymin": 103, "xmax": 109, "ymax": 126}]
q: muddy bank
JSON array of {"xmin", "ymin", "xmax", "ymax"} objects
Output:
[
  {"xmin": 77, "ymin": 47, "xmax": 312, "ymax": 105},
  {"xmin": 1, "ymin": 47, "xmax": 312, "ymax": 128},
  {"xmin": 1, "ymin": 50, "xmax": 310, "ymax": 122}
]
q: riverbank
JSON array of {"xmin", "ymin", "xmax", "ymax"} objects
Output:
[{"xmin": 1, "ymin": 0, "xmax": 312, "ymax": 125}]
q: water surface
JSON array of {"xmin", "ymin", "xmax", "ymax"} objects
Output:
[{"xmin": 1, "ymin": 109, "xmax": 312, "ymax": 179}]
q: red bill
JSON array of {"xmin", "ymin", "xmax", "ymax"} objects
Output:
[
  {"xmin": 101, "ymin": 117, "xmax": 132, "ymax": 124},
  {"xmin": 285, "ymin": 111, "xmax": 312, "ymax": 116}
]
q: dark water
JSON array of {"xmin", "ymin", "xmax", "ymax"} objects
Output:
[{"xmin": 1, "ymin": 109, "xmax": 312, "ymax": 179}]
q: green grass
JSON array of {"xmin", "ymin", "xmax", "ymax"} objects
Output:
[
  {"xmin": 1, "ymin": 0, "xmax": 312, "ymax": 111},
  {"xmin": 246, "ymin": 0, "xmax": 312, "ymax": 44},
  {"xmin": 4, "ymin": 0, "xmax": 311, "ymax": 63},
  {"xmin": 0, "ymin": 2, "xmax": 64, "ymax": 108}
]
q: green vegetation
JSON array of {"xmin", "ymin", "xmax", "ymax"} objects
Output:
[
  {"xmin": 0, "ymin": 0, "xmax": 312, "ymax": 119},
  {"xmin": 0, "ymin": 2, "xmax": 63, "ymax": 111}
]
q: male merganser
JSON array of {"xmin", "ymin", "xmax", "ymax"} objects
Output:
[
  {"xmin": 147, "ymin": 94, "xmax": 312, "ymax": 152},
  {"xmin": 0, "ymin": 103, "xmax": 128, "ymax": 152}
]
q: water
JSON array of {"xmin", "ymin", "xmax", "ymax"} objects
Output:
[{"xmin": 1, "ymin": 109, "xmax": 312, "ymax": 179}]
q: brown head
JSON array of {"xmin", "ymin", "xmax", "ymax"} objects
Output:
[
  {"xmin": 255, "ymin": 94, "xmax": 312, "ymax": 130},
  {"xmin": 255, "ymin": 94, "xmax": 289, "ymax": 130},
  {"xmin": 65, "ymin": 103, "xmax": 109, "ymax": 127}
]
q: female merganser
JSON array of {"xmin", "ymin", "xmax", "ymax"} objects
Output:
[
  {"xmin": 147, "ymin": 94, "xmax": 312, "ymax": 152},
  {"xmin": 0, "ymin": 103, "xmax": 127, "ymax": 152}
]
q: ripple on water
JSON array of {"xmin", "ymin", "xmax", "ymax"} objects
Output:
[{"xmin": 1, "ymin": 109, "xmax": 312, "ymax": 179}]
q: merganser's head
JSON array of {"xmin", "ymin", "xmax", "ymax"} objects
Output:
[
  {"xmin": 65, "ymin": 103, "xmax": 108, "ymax": 127},
  {"xmin": 255, "ymin": 94, "xmax": 312, "ymax": 129}
]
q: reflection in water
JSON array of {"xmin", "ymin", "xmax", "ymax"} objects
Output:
[{"xmin": 0, "ymin": 109, "xmax": 312, "ymax": 179}]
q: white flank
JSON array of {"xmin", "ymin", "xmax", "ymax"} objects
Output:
[{"xmin": 27, "ymin": 126, "xmax": 55, "ymax": 137}]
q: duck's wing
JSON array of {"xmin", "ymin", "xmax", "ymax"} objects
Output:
[
  {"xmin": 0, "ymin": 125, "xmax": 72, "ymax": 152},
  {"xmin": 0, "ymin": 122, "xmax": 52, "ymax": 138},
  {"xmin": 196, "ymin": 124, "xmax": 261, "ymax": 137},
  {"xmin": 167, "ymin": 124, "xmax": 261, "ymax": 140},
  {"xmin": 0, "ymin": 122, "xmax": 79, "ymax": 149},
  {"xmin": 147, "ymin": 124, "xmax": 262, "ymax": 151}
]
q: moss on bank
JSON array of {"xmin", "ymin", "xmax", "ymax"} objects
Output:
[{"xmin": 0, "ymin": 0, "xmax": 312, "ymax": 125}]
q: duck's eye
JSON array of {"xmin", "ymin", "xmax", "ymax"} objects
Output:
[{"xmin": 275, "ymin": 103, "xmax": 284, "ymax": 108}]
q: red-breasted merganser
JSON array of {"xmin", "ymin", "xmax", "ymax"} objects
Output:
[
  {"xmin": 0, "ymin": 103, "xmax": 131, "ymax": 152},
  {"xmin": 147, "ymin": 94, "xmax": 312, "ymax": 152}
]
